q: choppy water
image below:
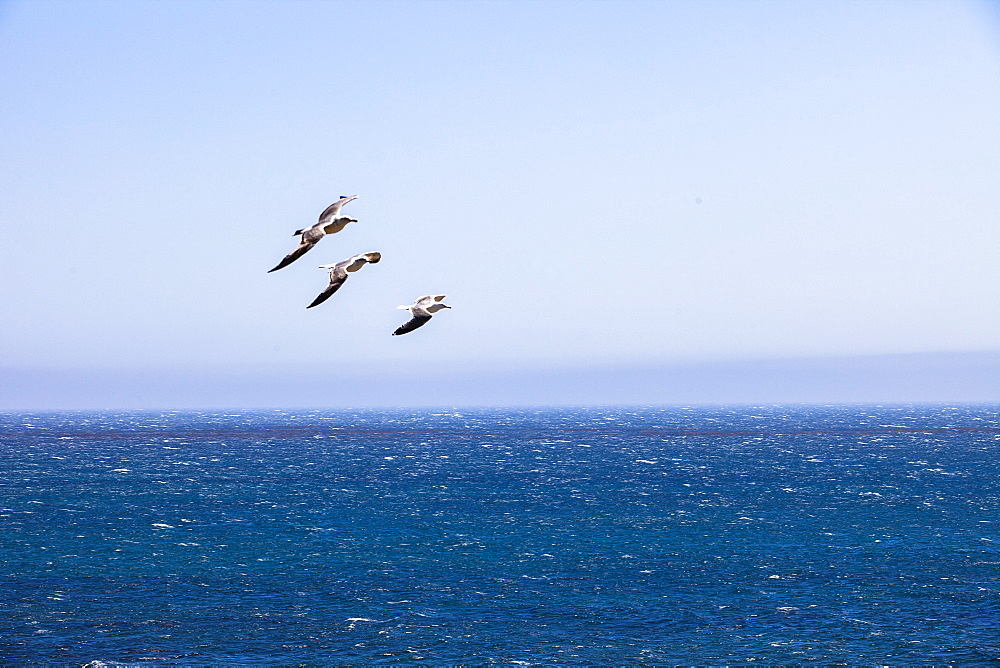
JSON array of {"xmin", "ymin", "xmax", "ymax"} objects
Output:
[{"xmin": 1, "ymin": 405, "xmax": 999, "ymax": 664}]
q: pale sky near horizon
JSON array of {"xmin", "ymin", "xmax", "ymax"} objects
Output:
[{"xmin": 2, "ymin": 0, "xmax": 1000, "ymax": 404}]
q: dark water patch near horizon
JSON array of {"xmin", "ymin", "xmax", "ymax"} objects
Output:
[{"xmin": 1, "ymin": 405, "xmax": 999, "ymax": 664}]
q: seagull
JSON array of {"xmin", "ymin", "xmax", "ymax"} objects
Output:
[
  {"xmin": 307, "ymin": 252, "xmax": 382, "ymax": 309},
  {"xmin": 268, "ymin": 195, "xmax": 359, "ymax": 272},
  {"xmin": 393, "ymin": 295, "xmax": 451, "ymax": 336}
]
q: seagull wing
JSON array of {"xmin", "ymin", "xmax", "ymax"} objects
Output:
[
  {"xmin": 317, "ymin": 196, "xmax": 358, "ymax": 226},
  {"xmin": 317, "ymin": 201, "xmax": 343, "ymax": 225},
  {"xmin": 393, "ymin": 313, "xmax": 432, "ymax": 336},
  {"xmin": 359, "ymin": 251, "xmax": 382, "ymax": 266},
  {"xmin": 307, "ymin": 268, "xmax": 349, "ymax": 308},
  {"xmin": 268, "ymin": 240, "xmax": 317, "ymax": 272},
  {"xmin": 414, "ymin": 294, "xmax": 446, "ymax": 307},
  {"xmin": 340, "ymin": 251, "xmax": 381, "ymax": 272}
]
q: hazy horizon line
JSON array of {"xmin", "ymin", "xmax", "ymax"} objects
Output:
[{"xmin": 4, "ymin": 349, "xmax": 999, "ymax": 411}]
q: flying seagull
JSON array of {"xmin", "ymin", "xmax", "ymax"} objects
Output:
[
  {"xmin": 393, "ymin": 295, "xmax": 451, "ymax": 336},
  {"xmin": 268, "ymin": 195, "xmax": 359, "ymax": 273},
  {"xmin": 307, "ymin": 251, "xmax": 382, "ymax": 309}
]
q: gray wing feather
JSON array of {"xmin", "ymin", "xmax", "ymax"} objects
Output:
[
  {"xmin": 317, "ymin": 196, "xmax": 357, "ymax": 225},
  {"xmin": 415, "ymin": 294, "xmax": 446, "ymax": 307},
  {"xmin": 307, "ymin": 266, "xmax": 349, "ymax": 308},
  {"xmin": 317, "ymin": 201, "xmax": 344, "ymax": 226}
]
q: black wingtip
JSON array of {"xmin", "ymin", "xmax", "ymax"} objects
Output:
[{"xmin": 307, "ymin": 291, "xmax": 328, "ymax": 308}]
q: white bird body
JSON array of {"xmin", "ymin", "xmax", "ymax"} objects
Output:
[
  {"xmin": 393, "ymin": 294, "xmax": 451, "ymax": 335},
  {"xmin": 268, "ymin": 195, "xmax": 359, "ymax": 272},
  {"xmin": 306, "ymin": 251, "xmax": 382, "ymax": 309}
]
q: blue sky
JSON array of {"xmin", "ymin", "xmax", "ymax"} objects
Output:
[{"xmin": 2, "ymin": 0, "xmax": 999, "ymax": 408}]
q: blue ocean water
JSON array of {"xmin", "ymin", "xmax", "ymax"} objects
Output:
[{"xmin": 1, "ymin": 405, "xmax": 999, "ymax": 665}]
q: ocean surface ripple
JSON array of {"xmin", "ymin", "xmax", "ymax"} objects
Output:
[{"xmin": 1, "ymin": 405, "xmax": 999, "ymax": 664}]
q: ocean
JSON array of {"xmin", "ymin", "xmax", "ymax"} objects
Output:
[{"xmin": 1, "ymin": 405, "xmax": 998, "ymax": 665}]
